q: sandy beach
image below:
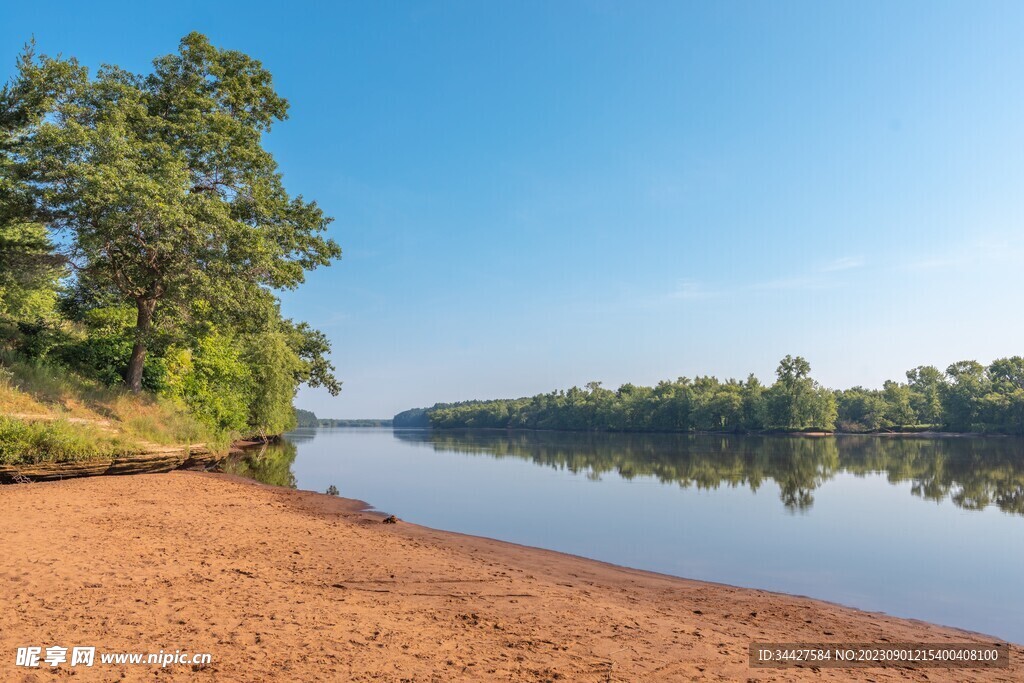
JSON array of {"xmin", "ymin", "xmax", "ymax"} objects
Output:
[{"xmin": 0, "ymin": 471, "xmax": 1017, "ymax": 682}]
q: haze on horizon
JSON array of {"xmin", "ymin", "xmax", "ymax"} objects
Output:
[{"xmin": 5, "ymin": 1, "xmax": 1024, "ymax": 419}]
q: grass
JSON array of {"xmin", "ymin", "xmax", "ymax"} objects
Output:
[
  {"xmin": 0, "ymin": 416, "xmax": 136, "ymax": 465},
  {"xmin": 0, "ymin": 352, "xmax": 232, "ymax": 465}
]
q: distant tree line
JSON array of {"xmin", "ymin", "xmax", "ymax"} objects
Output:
[
  {"xmin": 318, "ymin": 418, "xmax": 393, "ymax": 428},
  {"xmin": 393, "ymin": 408, "xmax": 431, "ymax": 428},
  {"xmin": 394, "ymin": 355, "xmax": 1024, "ymax": 435},
  {"xmin": 294, "ymin": 408, "xmax": 320, "ymax": 428},
  {"xmin": 292, "ymin": 410, "xmax": 393, "ymax": 429}
]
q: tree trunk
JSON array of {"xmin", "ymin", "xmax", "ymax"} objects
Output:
[{"xmin": 125, "ymin": 297, "xmax": 156, "ymax": 394}]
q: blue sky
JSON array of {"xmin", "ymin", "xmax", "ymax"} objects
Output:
[{"xmin": 5, "ymin": 2, "xmax": 1024, "ymax": 417}]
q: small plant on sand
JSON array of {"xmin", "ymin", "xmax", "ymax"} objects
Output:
[{"xmin": 326, "ymin": 484, "xmax": 339, "ymax": 496}]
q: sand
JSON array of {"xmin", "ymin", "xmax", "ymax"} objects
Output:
[{"xmin": 0, "ymin": 471, "xmax": 1017, "ymax": 681}]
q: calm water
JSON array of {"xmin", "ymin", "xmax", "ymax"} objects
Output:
[{"xmin": 225, "ymin": 428, "xmax": 1024, "ymax": 643}]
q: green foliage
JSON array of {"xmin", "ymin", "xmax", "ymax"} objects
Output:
[
  {"xmin": 943, "ymin": 360, "xmax": 989, "ymax": 431},
  {"xmin": 162, "ymin": 333, "xmax": 252, "ymax": 434},
  {"xmin": 759, "ymin": 355, "xmax": 836, "ymax": 430},
  {"xmin": 282, "ymin": 320, "xmax": 342, "ymax": 396},
  {"xmin": 0, "ymin": 416, "xmax": 134, "ymax": 464},
  {"xmin": 408, "ymin": 358, "xmax": 818, "ymax": 433},
  {"xmin": 0, "ymin": 34, "xmax": 343, "ymax": 447},
  {"xmin": 393, "ymin": 407, "xmax": 432, "ymax": 429},
  {"xmin": 881, "ymin": 380, "xmax": 916, "ymax": 426},
  {"xmin": 399, "ymin": 355, "xmax": 1024, "ymax": 436},
  {"xmin": 54, "ymin": 305, "xmax": 166, "ymax": 388},
  {"xmin": 5, "ymin": 33, "xmax": 341, "ymax": 393},
  {"xmin": 294, "ymin": 407, "xmax": 319, "ymax": 428},
  {"xmin": 0, "ymin": 350, "xmax": 225, "ymax": 453},
  {"xmin": 0, "ymin": 223, "xmax": 62, "ymax": 321},
  {"xmin": 835, "ymin": 386, "xmax": 888, "ymax": 432},
  {"xmin": 980, "ymin": 357, "xmax": 1024, "ymax": 435},
  {"xmin": 319, "ymin": 418, "xmax": 393, "ymax": 427},
  {"xmin": 243, "ymin": 331, "xmax": 301, "ymax": 437},
  {"xmin": 906, "ymin": 365, "xmax": 944, "ymax": 425}
]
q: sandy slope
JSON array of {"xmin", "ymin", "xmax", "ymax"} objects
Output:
[{"xmin": 0, "ymin": 472, "xmax": 1017, "ymax": 681}]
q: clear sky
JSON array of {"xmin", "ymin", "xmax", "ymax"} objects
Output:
[{"xmin": 4, "ymin": 1, "xmax": 1024, "ymax": 418}]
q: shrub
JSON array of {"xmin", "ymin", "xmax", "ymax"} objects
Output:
[
  {"xmin": 243, "ymin": 332, "xmax": 301, "ymax": 438},
  {"xmin": 0, "ymin": 416, "xmax": 135, "ymax": 464},
  {"xmin": 162, "ymin": 333, "xmax": 252, "ymax": 434}
]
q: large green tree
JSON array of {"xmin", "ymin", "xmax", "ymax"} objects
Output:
[
  {"xmin": 9, "ymin": 33, "xmax": 340, "ymax": 392},
  {"xmin": 983, "ymin": 356, "xmax": 1024, "ymax": 434},
  {"xmin": 943, "ymin": 360, "xmax": 988, "ymax": 431},
  {"xmin": 906, "ymin": 365, "xmax": 944, "ymax": 426},
  {"xmin": 0, "ymin": 45, "xmax": 72, "ymax": 321},
  {"xmin": 761, "ymin": 355, "xmax": 837, "ymax": 430}
]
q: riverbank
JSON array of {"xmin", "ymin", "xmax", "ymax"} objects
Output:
[
  {"xmin": 392, "ymin": 425, "xmax": 1021, "ymax": 439},
  {"xmin": 0, "ymin": 472, "xmax": 1017, "ymax": 681}
]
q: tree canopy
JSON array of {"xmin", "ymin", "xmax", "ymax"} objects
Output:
[
  {"xmin": 1, "ymin": 34, "xmax": 341, "ymax": 440},
  {"xmin": 5, "ymin": 33, "xmax": 340, "ymax": 392}
]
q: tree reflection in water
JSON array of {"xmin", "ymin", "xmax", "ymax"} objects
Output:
[
  {"xmin": 221, "ymin": 439, "xmax": 299, "ymax": 489},
  {"xmin": 394, "ymin": 430, "xmax": 1024, "ymax": 515}
]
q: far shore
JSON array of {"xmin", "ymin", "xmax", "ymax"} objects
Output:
[
  {"xmin": 388, "ymin": 425, "xmax": 1018, "ymax": 438},
  {"xmin": 0, "ymin": 471, "xmax": 1017, "ymax": 681}
]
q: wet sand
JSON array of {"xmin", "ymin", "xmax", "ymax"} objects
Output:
[{"xmin": 0, "ymin": 471, "xmax": 1017, "ymax": 681}]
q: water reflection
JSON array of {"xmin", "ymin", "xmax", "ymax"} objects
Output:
[
  {"xmin": 227, "ymin": 430, "xmax": 1024, "ymax": 515},
  {"xmin": 390, "ymin": 431, "xmax": 1024, "ymax": 515},
  {"xmin": 221, "ymin": 439, "xmax": 299, "ymax": 488}
]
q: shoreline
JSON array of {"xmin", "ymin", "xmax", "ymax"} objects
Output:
[
  {"xmin": 389, "ymin": 426, "xmax": 1019, "ymax": 438},
  {"xmin": 1, "ymin": 471, "xmax": 1018, "ymax": 681},
  {"xmin": 3, "ymin": 425, "xmax": 1010, "ymax": 485}
]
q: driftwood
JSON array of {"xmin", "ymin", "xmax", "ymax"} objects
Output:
[{"xmin": 0, "ymin": 444, "xmax": 225, "ymax": 484}]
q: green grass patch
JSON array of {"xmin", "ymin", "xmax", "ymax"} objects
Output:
[
  {"xmin": 0, "ymin": 416, "xmax": 137, "ymax": 465},
  {"xmin": 0, "ymin": 352, "xmax": 233, "ymax": 459}
]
